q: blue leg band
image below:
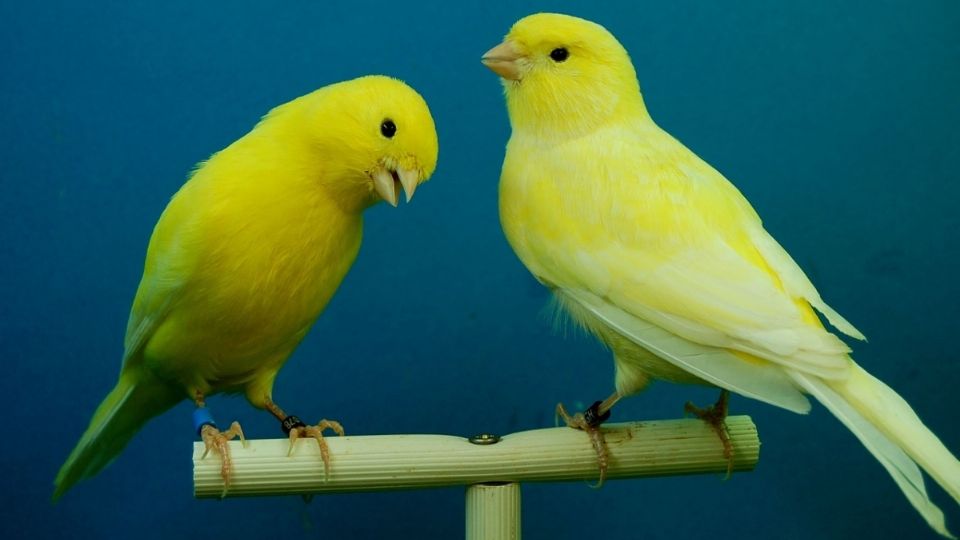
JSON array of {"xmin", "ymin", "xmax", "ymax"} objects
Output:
[{"xmin": 193, "ymin": 407, "xmax": 217, "ymax": 435}]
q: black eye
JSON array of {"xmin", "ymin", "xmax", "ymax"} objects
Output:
[
  {"xmin": 380, "ymin": 119, "xmax": 397, "ymax": 138},
  {"xmin": 549, "ymin": 47, "xmax": 569, "ymax": 62}
]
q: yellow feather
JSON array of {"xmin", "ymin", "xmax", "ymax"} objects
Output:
[
  {"xmin": 54, "ymin": 75, "xmax": 438, "ymax": 499},
  {"xmin": 492, "ymin": 12, "xmax": 959, "ymax": 537}
]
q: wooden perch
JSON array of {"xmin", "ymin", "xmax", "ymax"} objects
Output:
[{"xmin": 194, "ymin": 415, "xmax": 759, "ymax": 498}]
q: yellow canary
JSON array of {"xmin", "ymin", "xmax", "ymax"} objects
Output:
[
  {"xmin": 54, "ymin": 75, "xmax": 438, "ymax": 499},
  {"xmin": 484, "ymin": 13, "xmax": 959, "ymax": 537}
]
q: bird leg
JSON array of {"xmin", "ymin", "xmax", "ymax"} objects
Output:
[
  {"xmin": 194, "ymin": 392, "xmax": 246, "ymax": 497},
  {"xmin": 685, "ymin": 389, "xmax": 733, "ymax": 478},
  {"xmin": 264, "ymin": 398, "xmax": 344, "ymax": 479},
  {"xmin": 556, "ymin": 392, "xmax": 622, "ymax": 487}
]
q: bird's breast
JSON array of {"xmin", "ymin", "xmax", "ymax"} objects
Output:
[
  {"xmin": 499, "ymin": 132, "xmax": 624, "ymax": 287},
  {"xmin": 143, "ymin": 182, "xmax": 364, "ymax": 388}
]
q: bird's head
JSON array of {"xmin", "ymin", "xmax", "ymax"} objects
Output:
[
  {"xmin": 482, "ymin": 13, "xmax": 648, "ymax": 139},
  {"xmin": 280, "ymin": 75, "xmax": 438, "ymax": 211}
]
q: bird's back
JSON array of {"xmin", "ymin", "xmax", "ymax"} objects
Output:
[
  {"xmin": 125, "ymin": 128, "xmax": 364, "ymax": 393},
  {"xmin": 501, "ymin": 118, "xmax": 762, "ymax": 284},
  {"xmin": 500, "ymin": 114, "xmax": 861, "ymax": 388}
]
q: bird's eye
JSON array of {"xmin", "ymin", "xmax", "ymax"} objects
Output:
[
  {"xmin": 380, "ymin": 119, "xmax": 397, "ymax": 138},
  {"xmin": 549, "ymin": 47, "xmax": 569, "ymax": 62}
]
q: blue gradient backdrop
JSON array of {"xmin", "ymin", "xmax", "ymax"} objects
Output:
[{"xmin": 1, "ymin": 1, "xmax": 958, "ymax": 538}]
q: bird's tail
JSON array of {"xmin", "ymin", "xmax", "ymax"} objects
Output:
[
  {"xmin": 53, "ymin": 369, "xmax": 182, "ymax": 501},
  {"xmin": 791, "ymin": 363, "xmax": 960, "ymax": 538}
]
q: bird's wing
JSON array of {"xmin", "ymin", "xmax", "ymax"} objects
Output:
[
  {"xmin": 748, "ymin": 227, "xmax": 865, "ymax": 341},
  {"xmin": 121, "ymin": 186, "xmax": 200, "ymax": 367},
  {"xmin": 122, "ymin": 274, "xmax": 177, "ymax": 366},
  {"xmin": 550, "ymin": 228, "xmax": 847, "ymax": 412},
  {"xmin": 601, "ymin": 234, "xmax": 852, "ymax": 377},
  {"xmin": 559, "ymin": 287, "xmax": 812, "ymax": 413},
  {"xmin": 539, "ymin": 127, "xmax": 862, "ymax": 397}
]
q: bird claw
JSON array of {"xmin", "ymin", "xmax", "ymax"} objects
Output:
[
  {"xmin": 685, "ymin": 390, "xmax": 734, "ymax": 479},
  {"xmin": 287, "ymin": 419, "xmax": 345, "ymax": 479},
  {"xmin": 557, "ymin": 402, "xmax": 609, "ymax": 488},
  {"xmin": 200, "ymin": 421, "xmax": 246, "ymax": 497}
]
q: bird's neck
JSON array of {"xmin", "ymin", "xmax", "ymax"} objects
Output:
[
  {"xmin": 317, "ymin": 172, "xmax": 381, "ymax": 214},
  {"xmin": 506, "ymin": 79, "xmax": 651, "ymax": 142},
  {"xmin": 244, "ymin": 112, "xmax": 379, "ymax": 216}
]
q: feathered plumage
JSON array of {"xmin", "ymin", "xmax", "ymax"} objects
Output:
[
  {"xmin": 486, "ymin": 13, "xmax": 959, "ymax": 537},
  {"xmin": 55, "ymin": 76, "xmax": 438, "ymax": 499}
]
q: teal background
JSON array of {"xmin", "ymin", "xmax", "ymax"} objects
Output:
[{"xmin": 1, "ymin": 1, "xmax": 958, "ymax": 538}]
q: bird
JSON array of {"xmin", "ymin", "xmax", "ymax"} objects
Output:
[
  {"xmin": 482, "ymin": 12, "xmax": 959, "ymax": 537},
  {"xmin": 54, "ymin": 75, "xmax": 439, "ymax": 500}
]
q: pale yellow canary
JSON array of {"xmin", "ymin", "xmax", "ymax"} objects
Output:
[
  {"xmin": 54, "ymin": 75, "xmax": 438, "ymax": 499},
  {"xmin": 483, "ymin": 13, "xmax": 959, "ymax": 537}
]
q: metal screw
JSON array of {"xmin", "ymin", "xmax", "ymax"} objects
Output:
[{"xmin": 468, "ymin": 433, "xmax": 501, "ymax": 445}]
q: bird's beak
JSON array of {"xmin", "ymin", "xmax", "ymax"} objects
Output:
[
  {"xmin": 372, "ymin": 166, "xmax": 420, "ymax": 207},
  {"xmin": 481, "ymin": 40, "xmax": 524, "ymax": 80}
]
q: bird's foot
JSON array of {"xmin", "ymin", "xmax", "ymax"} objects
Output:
[
  {"xmin": 557, "ymin": 401, "xmax": 611, "ymax": 487},
  {"xmin": 685, "ymin": 390, "xmax": 733, "ymax": 478},
  {"xmin": 200, "ymin": 421, "xmax": 247, "ymax": 496},
  {"xmin": 283, "ymin": 416, "xmax": 345, "ymax": 479}
]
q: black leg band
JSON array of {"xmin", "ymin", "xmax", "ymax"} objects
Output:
[
  {"xmin": 281, "ymin": 415, "xmax": 306, "ymax": 435},
  {"xmin": 583, "ymin": 400, "xmax": 611, "ymax": 427}
]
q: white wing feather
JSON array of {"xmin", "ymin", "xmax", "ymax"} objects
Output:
[
  {"xmin": 790, "ymin": 370, "xmax": 953, "ymax": 538},
  {"xmin": 577, "ymin": 238, "xmax": 853, "ymax": 380},
  {"xmin": 749, "ymin": 227, "xmax": 866, "ymax": 341},
  {"xmin": 563, "ymin": 288, "xmax": 811, "ymax": 413}
]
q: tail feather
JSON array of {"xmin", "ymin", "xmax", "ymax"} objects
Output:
[
  {"xmin": 791, "ymin": 364, "xmax": 960, "ymax": 539},
  {"xmin": 53, "ymin": 370, "xmax": 182, "ymax": 500}
]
